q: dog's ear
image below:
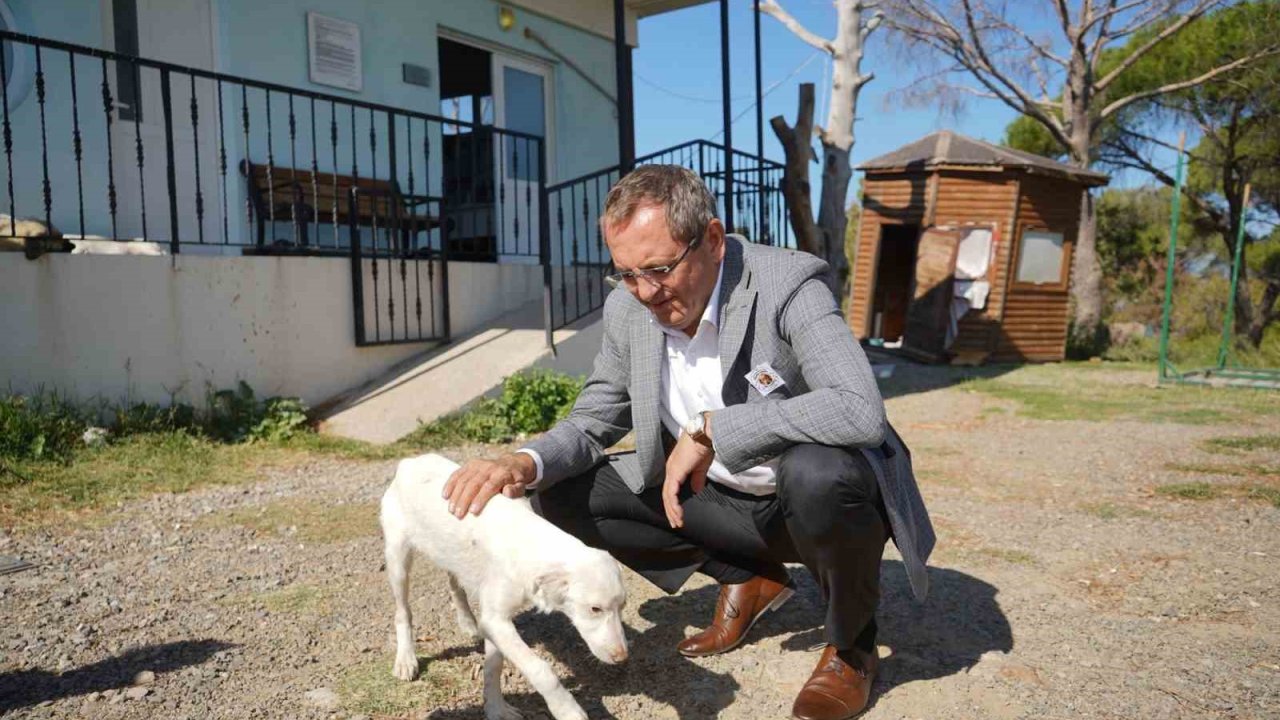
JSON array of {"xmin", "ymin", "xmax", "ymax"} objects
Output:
[{"xmin": 529, "ymin": 565, "xmax": 569, "ymax": 612}]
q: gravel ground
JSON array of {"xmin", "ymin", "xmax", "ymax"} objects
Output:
[{"xmin": 2, "ymin": 364, "xmax": 1278, "ymax": 719}]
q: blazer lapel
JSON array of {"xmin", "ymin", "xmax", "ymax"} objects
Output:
[
  {"xmin": 631, "ymin": 316, "xmax": 665, "ymax": 485},
  {"xmin": 718, "ymin": 238, "xmax": 757, "ymax": 386}
]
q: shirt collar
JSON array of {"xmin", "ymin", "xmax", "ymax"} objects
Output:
[{"xmin": 653, "ymin": 257, "xmax": 726, "ymax": 337}]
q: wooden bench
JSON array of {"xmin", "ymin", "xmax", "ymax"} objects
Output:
[{"xmin": 240, "ymin": 160, "xmax": 440, "ymax": 252}]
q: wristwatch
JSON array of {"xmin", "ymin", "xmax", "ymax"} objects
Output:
[{"xmin": 682, "ymin": 411, "xmax": 713, "ymax": 449}]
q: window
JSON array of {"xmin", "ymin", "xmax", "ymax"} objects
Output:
[
  {"xmin": 112, "ymin": 0, "xmax": 141, "ymax": 121},
  {"xmin": 1015, "ymin": 229, "xmax": 1065, "ymax": 284}
]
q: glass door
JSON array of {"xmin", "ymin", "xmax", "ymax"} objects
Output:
[{"xmin": 492, "ymin": 55, "xmax": 552, "ymax": 262}]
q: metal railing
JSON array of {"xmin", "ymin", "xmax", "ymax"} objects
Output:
[
  {"xmin": 545, "ymin": 139, "xmax": 790, "ymax": 331},
  {"xmin": 0, "ymin": 30, "xmax": 549, "ymax": 347},
  {"xmin": 0, "ymin": 31, "xmax": 789, "ymax": 349}
]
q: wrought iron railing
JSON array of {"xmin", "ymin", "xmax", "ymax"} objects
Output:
[
  {"xmin": 0, "ymin": 31, "xmax": 788, "ymax": 348},
  {"xmin": 544, "ymin": 139, "xmax": 790, "ymax": 331}
]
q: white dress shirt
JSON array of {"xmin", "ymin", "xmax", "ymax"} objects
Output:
[{"xmin": 521, "ymin": 259, "xmax": 777, "ymax": 495}]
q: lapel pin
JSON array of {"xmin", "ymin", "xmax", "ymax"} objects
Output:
[{"xmin": 745, "ymin": 363, "xmax": 785, "ymax": 396}]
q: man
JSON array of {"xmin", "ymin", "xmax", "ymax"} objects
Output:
[{"xmin": 443, "ymin": 165, "xmax": 934, "ymax": 720}]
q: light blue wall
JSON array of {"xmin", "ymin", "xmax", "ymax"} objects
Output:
[{"xmin": 1, "ymin": 0, "xmax": 620, "ymax": 248}]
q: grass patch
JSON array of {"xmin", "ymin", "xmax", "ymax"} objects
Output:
[
  {"xmin": 212, "ymin": 499, "xmax": 379, "ymax": 544},
  {"xmin": 338, "ymin": 654, "xmax": 475, "ymax": 715},
  {"xmin": 0, "ymin": 432, "xmax": 302, "ymax": 526},
  {"xmin": 1156, "ymin": 482, "xmax": 1222, "ymax": 500},
  {"xmin": 1166, "ymin": 462, "xmax": 1280, "ymax": 478},
  {"xmin": 1244, "ymin": 485, "xmax": 1280, "ymax": 508},
  {"xmin": 962, "ymin": 365, "xmax": 1279, "ymax": 425},
  {"xmin": 1078, "ymin": 501, "xmax": 1156, "ymax": 520},
  {"xmin": 1202, "ymin": 434, "xmax": 1280, "ymax": 454},
  {"xmin": 222, "ymin": 583, "xmax": 334, "ymax": 616},
  {"xmin": 976, "ymin": 547, "xmax": 1037, "ymax": 565}
]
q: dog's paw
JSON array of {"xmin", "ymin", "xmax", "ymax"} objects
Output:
[
  {"xmin": 483, "ymin": 700, "xmax": 524, "ymax": 720},
  {"xmin": 392, "ymin": 652, "xmax": 420, "ymax": 681}
]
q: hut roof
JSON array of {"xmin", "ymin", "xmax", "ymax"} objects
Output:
[{"xmin": 858, "ymin": 130, "xmax": 1109, "ymax": 187}]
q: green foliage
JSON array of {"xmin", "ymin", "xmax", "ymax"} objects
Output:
[
  {"xmin": 0, "ymin": 382, "xmax": 310, "ymax": 473},
  {"xmin": 207, "ymin": 381, "xmax": 309, "ymax": 443},
  {"xmin": 111, "ymin": 401, "xmax": 199, "ymax": 437},
  {"xmin": 0, "ymin": 393, "xmax": 93, "ymax": 463},
  {"xmin": 408, "ymin": 370, "xmax": 584, "ymax": 446},
  {"xmin": 1002, "ymin": 114, "xmax": 1066, "ymax": 159},
  {"xmin": 501, "ymin": 370, "xmax": 582, "ymax": 434}
]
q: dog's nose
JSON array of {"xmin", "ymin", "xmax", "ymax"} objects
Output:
[{"xmin": 610, "ymin": 648, "xmax": 628, "ymax": 663}]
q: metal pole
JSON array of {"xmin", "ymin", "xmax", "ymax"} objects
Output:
[
  {"xmin": 1217, "ymin": 183, "xmax": 1251, "ymax": 369},
  {"xmin": 720, "ymin": 0, "xmax": 734, "ymax": 234},
  {"xmin": 754, "ymin": 0, "xmax": 766, "ymax": 244},
  {"xmin": 160, "ymin": 69, "xmax": 180, "ymax": 254},
  {"xmin": 539, "ymin": 138, "xmax": 556, "ymax": 353},
  {"xmin": 1157, "ymin": 133, "xmax": 1186, "ymax": 382},
  {"xmin": 613, "ymin": 0, "xmax": 635, "ymax": 173}
]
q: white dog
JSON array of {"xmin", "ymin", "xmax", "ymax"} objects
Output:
[{"xmin": 380, "ymin": 453, "xmax": 629, "ymax": 720}]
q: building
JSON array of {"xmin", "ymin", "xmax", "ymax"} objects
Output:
[{"xmin": 848, "ymin": 130, "xmax": 1108, "ymax": 363}]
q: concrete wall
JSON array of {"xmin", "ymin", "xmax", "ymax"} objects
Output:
[{"xmin": 0, "ymin": 253, "xmax": 543, "ymax": 408}]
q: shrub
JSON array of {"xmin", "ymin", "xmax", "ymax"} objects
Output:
[
  {"xmin": 0, "ymin": 393, "xmax": 91, "ymax": 464},
  {"xmin": 207, "ymin": 382, "xmax": 309, "ymax": 443},
  {"xmin": 409, "ymin": 370, "xmax": 584, "ymax": 446}
]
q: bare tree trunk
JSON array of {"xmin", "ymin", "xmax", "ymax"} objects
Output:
[
  {"xmin": 771, "ymin": 84, "xmax": 820, "ymax": 258},
  {"xmin": 1066, "ymin": 108, "xmax": 1105, "ymax": 355},
  {"xmin": 761, "ymin": 0, "xmax": 879, "ymax": 298},
  {"xmin": 816, "ymin": 145, "xmax": 852, "ymax": 296}
]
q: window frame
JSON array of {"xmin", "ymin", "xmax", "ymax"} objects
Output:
[{"xmin": 1010, "ymin": 223, "xmax": 1071, "ymax": 289}]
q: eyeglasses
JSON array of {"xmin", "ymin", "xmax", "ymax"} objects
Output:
[{"xmin": 605, "ymin": 233, "xmax": 702, "ymax": 289}]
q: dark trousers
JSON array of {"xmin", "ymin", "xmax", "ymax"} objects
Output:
[{"xmin": 533, "ymin": 444, "xmax": 889, "ymax": 653}]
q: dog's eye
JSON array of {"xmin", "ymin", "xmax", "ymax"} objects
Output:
[{"xmin": 590, "ymin": 606, "xmax": 603, "ymax": 614}]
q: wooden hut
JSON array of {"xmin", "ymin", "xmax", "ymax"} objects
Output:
[{"xmin": 848, "ymin": 131, "xmax": 1109, "ymax": 363}]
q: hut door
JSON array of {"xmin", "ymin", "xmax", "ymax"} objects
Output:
[{"xmin": 902, "ymin": 227, "xmax": 962, "ymax": 361}]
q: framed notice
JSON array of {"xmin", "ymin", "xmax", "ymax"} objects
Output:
[{"xmin": 307, "ymin": 12, "xmax": 362, "ymax": 92}]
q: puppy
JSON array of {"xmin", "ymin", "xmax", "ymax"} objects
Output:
[{"xmin": 380, "ymin": 453, "xmax": 628, "ymax": 720}]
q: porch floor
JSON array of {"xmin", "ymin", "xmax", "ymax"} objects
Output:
[{"xmin": 317, "ymin": 302, "xmax": 602, "ymax": 444}]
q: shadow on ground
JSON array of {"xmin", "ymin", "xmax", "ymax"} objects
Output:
[
  {"xmin": 420, "ymin": 560, "xmax": 1011, "ymax": 718},
  {"xmin": 0, "ymin": 639, "xmax": 236, "ymax": 712}
]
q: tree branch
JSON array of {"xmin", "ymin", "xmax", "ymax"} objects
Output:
[
  {"xmin": 760, "ymin": 0, "xmax": 835, "ymax": 54},
  {"xmin": 1094, "ymin": 0, "xmax": 1220, "ymax": 92},
  {"xmin": 1100, "ymin": 46, "xmax": 1280, "ymax": 119}
]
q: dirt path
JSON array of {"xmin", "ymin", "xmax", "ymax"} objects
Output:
[{"xmin": 2, "ymin": 364, "xmax": 1278, "ymax": 719}]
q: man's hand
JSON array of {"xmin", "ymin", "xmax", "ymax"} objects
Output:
[
  {"xmin": 441, "ymin": 453, "xmax": 536, "ymax": 519},
  {"xmin": 662, "ymin": 431, "xmax": 715, "ymax": 529}
]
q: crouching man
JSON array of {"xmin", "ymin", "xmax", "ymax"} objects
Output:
[{"xmin": 443, "ymin": 165, "xmax": 934, "ymax": 720}]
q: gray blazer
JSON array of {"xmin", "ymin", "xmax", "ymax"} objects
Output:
[{"xmin": 526, "ymin": 236, "xmax": 935, "ymax": 600}]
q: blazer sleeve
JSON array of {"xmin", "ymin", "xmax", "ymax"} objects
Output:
[
  {"xmin": 521, "ymin": 291, "xmax": 635, "ymax": 487},
  {"xmin": 711, "ymin": 268, "xmax": 886, "ymax": 473}
]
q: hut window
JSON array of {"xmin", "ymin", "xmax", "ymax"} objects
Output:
[{"xmin": 1015, "ymin": 229, "xmax": 1064, "ymax": 284}]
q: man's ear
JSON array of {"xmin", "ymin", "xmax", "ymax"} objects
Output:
[{"xmin": 529, "ymin": 566, "xmax": 569, "ymax": 613}]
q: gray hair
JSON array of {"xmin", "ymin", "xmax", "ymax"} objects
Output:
[{"xmin": 600, "ymin": 165, "xmax": 718, "ymax": 246}]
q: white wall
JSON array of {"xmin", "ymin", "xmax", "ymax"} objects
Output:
[{"xmin": 0, "ymin": 254, "xmax": 543, "ymax": 408}]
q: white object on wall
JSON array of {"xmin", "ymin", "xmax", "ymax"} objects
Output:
[{"xmin": 308, "ymin": 12, "xmax": 362, "ymax": 92}]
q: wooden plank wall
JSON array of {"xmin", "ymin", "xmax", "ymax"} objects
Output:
[
  {"xmin": 927, "ymin": 171, "xmax": 1020, "ymax": 356},
  {"xmin": 848, "ymin": 172, "xmax": 930, "ymax": 337},
  {"xmin": 992, "ymin": 174, "xmax": 1083, "ymax": 362}
]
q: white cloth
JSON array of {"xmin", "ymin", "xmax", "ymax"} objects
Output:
[
  {"xmin": 945, "ymin": 228, "xmax": 994, "ymax": 348},
  {"xmin": 522, "ymin": 259, "xmax": 777, "ymax": 495}
]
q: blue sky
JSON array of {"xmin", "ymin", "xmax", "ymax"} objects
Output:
[{"xmin": 631, "ymin": 2, "xmax": 1165, "ymax": 197}]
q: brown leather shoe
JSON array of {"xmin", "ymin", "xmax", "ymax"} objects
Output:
[
  {"xmin": 676, "ymin": 575, "xmax": 795, "ymax": 657},
  {"xmin": 791, "ymin": 645, "xmax": 878, "ymax": 720}
]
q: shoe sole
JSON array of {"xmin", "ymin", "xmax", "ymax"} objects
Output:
[{"xmin": 678, "ymin": 585, "xmax": 796, "ymax": 658}]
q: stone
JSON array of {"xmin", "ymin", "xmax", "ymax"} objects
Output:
[
  {"xmin": 304, "ymin": 687, "xmax": 340, "ymax": 711},
  {"xmin": 133, "ymin": 670, "xmax": 156, "ymax": 685},
  {"xmin": 125, "ymin": 686, "xmax": 151, "ymax": 700}
]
